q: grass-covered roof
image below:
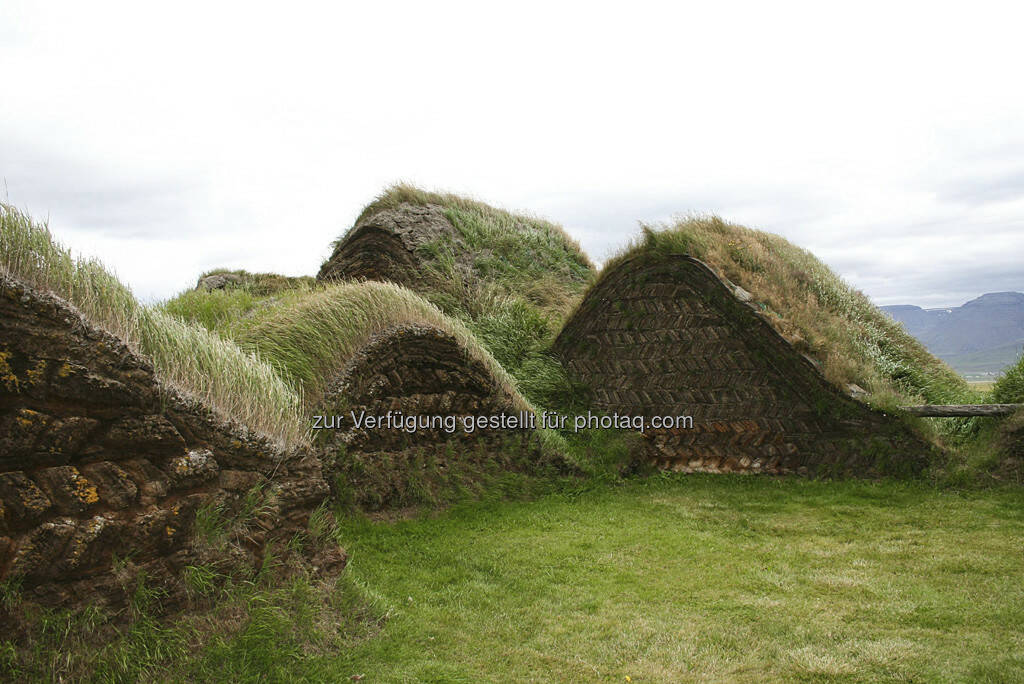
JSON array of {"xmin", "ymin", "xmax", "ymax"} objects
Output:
[
  {"xmin": 1, "ymin": 203, "xmax": 307, "ymax": 447},
  {"xmin": 8, "ymin": 187, "xmax": 995, "ymax": 457},
  {"xmin": 597, "ymin": 215, "xmax": 974, "ymax": 410},
  {"xmin": 229, "ymin": 280, "xmax": 528, "ymax": 410},
  {"xmin": 313, "ymin": 184, "xmax": 599, "ymax": 410}
]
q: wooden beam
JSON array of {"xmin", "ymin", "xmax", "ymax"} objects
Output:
[{"xmin": 900, "ymin": 404, "xmax": 1024, "ymax": 417}]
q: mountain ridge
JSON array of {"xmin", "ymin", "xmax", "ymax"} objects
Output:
[{"xmin": 882, "ymin": 291, "xmax": 1024, "ymax": 378}]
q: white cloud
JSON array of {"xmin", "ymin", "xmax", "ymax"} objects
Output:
[{"xmin": 2, "ymin": 0, "xmax": 1023, "ymax": 306}]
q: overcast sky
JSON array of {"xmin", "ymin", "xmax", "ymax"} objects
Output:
[{"xmin": 2, "ymin": 1, "xmax": 1022, "ymax": 308}]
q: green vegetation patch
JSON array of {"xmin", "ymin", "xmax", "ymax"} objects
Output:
[
  {"xmin": 993, "ymin": 354, "xmax": 1024, "ymax": 404},
  {"xmin": 199, "ymin": 268, "xmax": 315, "ymax": 296},
  {"xmin": 1, "ymin": 506, "xmax": 386, "ymax": 682},
  {"xmin": 988, "ymin": 355, "xmax": 1024, "ymax": 482},
  {"xmin": 231, "ymin": 280, "xmax": 527, "ymax": 410},
  {"xmin": 162, "ymin": 275, "xmax": 578, "ymax": 499},
  {"xmin": 162, "ymin": 286, "xmax": 261, "ymax": 336},
  {"xmin": 331, "ymin": 185, "xmax": 599, "ymax": 411},
  {"xmin": 161, "ymin": 269, "xmax": 315, "ymax": 338},
  {"xmin": 324, "ymin": 476, "xmax": 1024, "ymax": 682},
  {"xmin": 352, "ymin": 183, "xmax": 593, "ymax": 288},
  {"xmin": 9, "ymin": 476, "xmax": 1023, "ymax": 681}
]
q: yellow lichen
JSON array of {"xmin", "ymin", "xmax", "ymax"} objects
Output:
[
  {"xmin": 15, "ymin": 409, "xmax": 44, "ymax": 430},
  {"xmin": 24, "ymin": 493, "xmax": 48, "ymax": 511},
  {"xmin": 24, "ymin": 358, "xmax": 47, "ymax": 385},
  {"xmin": 69, "ymin": 469, "xmax": 100, "ymax": 505},
  {"xmin": 83, "ymin": 485, "xmax": 99, "ymax": 504},
  {"xmin": 0, "ymin": 349, "xmax": 20, "ymax": 392},
  {"xmin": 56, "ymin": 362, "xmax": 72, "ymax": 378},
  {"xmin": 19, "ymin": 482, "xmax": 49, "ymax": 510}
]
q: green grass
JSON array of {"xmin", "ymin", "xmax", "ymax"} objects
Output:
[
  {"xmin": 160, "ymin": 269, "xmax": 316, "ymax": 337},
  {"xmin": 198, "ymin": 268, "xmax": 316, "ymax": 296},
  {"xmin": 163, "ymin": 181, "xmax": 601, "ymax": 413},
  {"xmin": 320, "ymin": 476, "xmax": 1024, "ymax": 682},
  {"xmin": 10, "ymin": 476, "xmax": 1023, "ymax": 681},
  {"xmin": 230, "ymin": 280, "xmax": 529, "ymax": 410},
  {"xmin": 166, "ymin": 273, "xmax": 582, "ymax": 414},
  {"xmin": 161, "ymin": 276, "xmax": 581, "ymax": 507},
  {"xmin": 160, "ymin": 270, "xmax": 316, "ymax": 337},
  {"xmin": 345, "ymin": 183, "xmax": 594, "ymax": 324},
  {"xmin": 0, "ymin": 203, "xmax": 307, "ymax": 447},
  {"xmin": 162, "ymin": 286, "xmax": 262, "ymax": 335},
  {"xmin": 989, "ymin": 355, "xmax": 1024, "ymax": 478},
  {"xmin": 993, "ymin": 354, "xmax": 1024, "ymax": 404},
  {"xmin": 161, "ymin": 276, "xmax": 593, "ymax": 504},
  {"xmin": 1, "ymin": 546, "xmax": 387, "ymax": 682},
  {"xmin": 353, "ymin": 183, "xmax": 594, "ymax": 282}
]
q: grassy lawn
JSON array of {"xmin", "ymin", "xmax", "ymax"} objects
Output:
[
  {"xmin": 255, "ymin": 475, "xmax": 1024, "ymax": 683},
  {"xmin": 10, "ymin": 474, "xmax": 1024, "ymax": 682}
]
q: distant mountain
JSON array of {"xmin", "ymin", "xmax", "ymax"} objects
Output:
[{"xmin": 881, "ymin": 292, "xmax": 1024, "ymax": 379}]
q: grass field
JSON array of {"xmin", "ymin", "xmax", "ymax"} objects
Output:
[
  {"xmin": 6, "ymin": 474, "xmax": 1024, "ymax": 682},
  {"xmin": 120, "ymin": 475, "xmax": 1020, "ymax": 683}
]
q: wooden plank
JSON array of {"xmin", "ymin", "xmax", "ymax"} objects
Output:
[{"xmin": 900, "ymin": 404, "xmax": 1024, "ymax": 417}]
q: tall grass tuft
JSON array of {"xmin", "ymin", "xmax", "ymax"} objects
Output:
[
  {"xmin": 235, "ymin": 280, "xmax": 530, "ymax": 410},
  {"xmin": 992, "ymin": 354, "xmax": 1024, "ymax": 404},
  {"xmin": 0, "ymin": 203, "xmax": 307, "ymax": 447}
]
